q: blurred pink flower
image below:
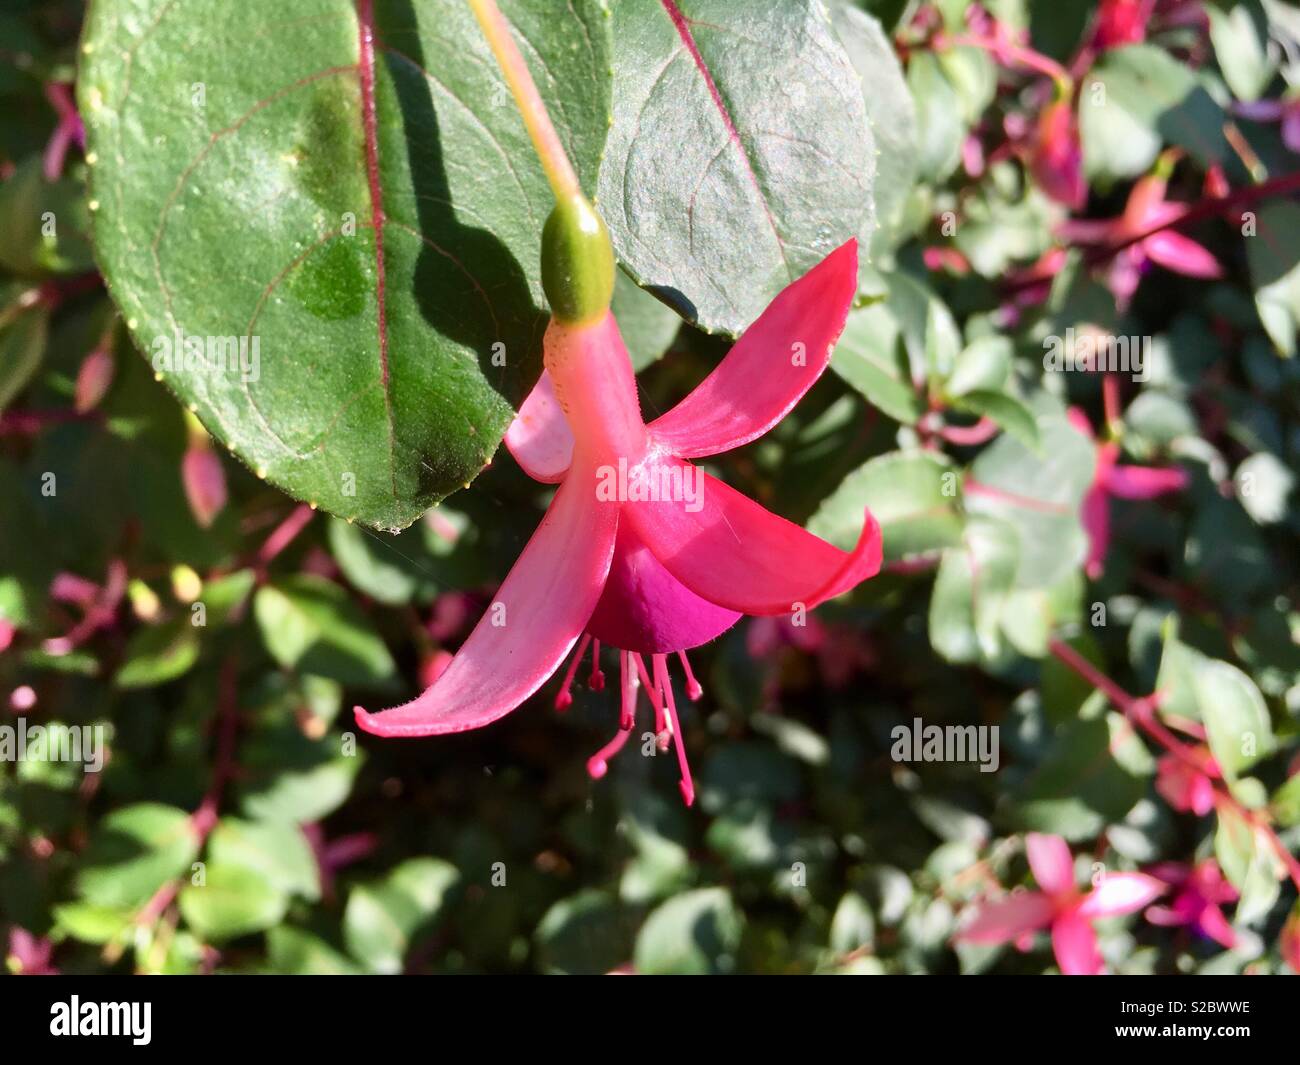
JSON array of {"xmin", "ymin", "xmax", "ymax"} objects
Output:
[
  {"xmin": 6, "ymin": 927, "xmax": 56, "ymax": 975},
  {"xmin": 1155, "ymin": 747, "xmax": 1220, "ymax": 816},
  {"xmin": 957, "ymin": 832, "xmax": 1165, "ymax": 974},
  {"xmin": 1069, "ymin": 408, "xmax": 1188, "ymax": 579},
  {"xmin": 1145, "ymin": 860, "xmax": 1238, "ymax": 949},
  {"xmin": 1028, "ymin": 98, "xmax": 1086, "ymax": 210},
  {"xmin": 0, "ymin": 619, "xmax": 14, "ymax": 654},
  {"xmin": 354, "ymin": 243, "xmax": 882, "ymax": 805},
  {"xmin": 1234, "ymin": 97, "xmax": 1300, "ymax": 154},
  {"xmin": 73, "ymin": 348, "xmax": 114, "ymax": 413},
  {"xmin": 182, "ymin": 445, "xmax": 228, "ymax": 529},
  {"xmin": 1058, "ymin": 174, "xmax": 1221, "ymax": 308},
  {"xmin": 1092, "ymin": 0, "xmax": 1154, "ymax": 50}
]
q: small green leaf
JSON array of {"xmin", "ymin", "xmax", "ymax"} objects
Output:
[
  {"xmin": 207, "ymin": 817, "xmax": 320, "ymax": 902},
  {"xmin": 343, "ymin": 858, "xmax": 458, "ymax": 974},
  {"xmin": 598, "ymin": 0, "xmax": 875, "ymax": 335},
  {"xmin": 965, "ymin": 400, "xmax": 1094, "ymax": 588},
  {"xmin": 0, "ymin": 304, "xmax": 49, "ymax": 413},
  {"xmin": 114, "ymin": 619, "xmax": 201, "ymax": 689},
  {"xmin": 77, "ymin": 803, "xmax": 199, "ymax": 909},
  {"xmin": 1193, "ymin": 659, "xmax": 1275, "ymax": 781},
  {"xmin": 928, "ymin": 516, "xmax": 1019, "ymax": 664},
  {"xmin": 535, "ymin": 890, "xmax": 635, "ymax": 975},
  {"xmin": 810, "ymin": 450, "xmax": 963, "ymax": 562},
  {"xmin": 953, "ymin": 390, "xmax": 1042, "ymax": 450},
  {"xmin": 632, "ymin": 887, "xmax": 744, "ymax": 975},
  {"xmin": 1247, "ymin": 201, "xmax": 1300, "ymax": 356},
  {"xmin": 179, "ymin": 861, "xmax": 288, "ymax": 942},
  {"xmin": 253, "ymin": 574, "xmax": 396, "ymax": 686}
]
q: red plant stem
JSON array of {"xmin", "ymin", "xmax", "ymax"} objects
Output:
[
  {"xmin": 0, "ymin": 408, "xmax": 102, "ymax": 435},
  {"xmin": 939, "ymin": 417, "xmax": 999, "ymax": 446},
  {"xmin": 1047, "ymin": 638, "xmax": 1300, "ymax": 892},
  {"xmin": 255, "ymin": 504, "xmax": 315, "ymax": 567},
  {"xmin": 937, "ymin": 32, "xmax": 1069, "ymax": 85},
  {"xmin": 137, "ymin": 659, "xmax": 241, "ymax": 927}
]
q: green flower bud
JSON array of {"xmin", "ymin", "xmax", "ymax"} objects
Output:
[{"xmin": 541, "ymin": 193, "xmax": 615, "ymax": 324}]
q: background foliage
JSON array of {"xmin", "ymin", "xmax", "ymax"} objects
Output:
[{"xmin": 2, "ymin": 0, "xmax": 1299, "ymax": 975}]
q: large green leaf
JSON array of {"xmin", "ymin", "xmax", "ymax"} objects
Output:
[
  {"xmin": 831, "ymin": 3, "xmax": 916, "ymax": 256},
  {"xmin": 80, "ymin": 0, "xmax": 612, "ymax": 531},
  {"xmin": 597, "ymin": 0, "xmax": 875, "ymax": 335},
  {"xmin": 809, "ymin": 450, "xmax": 963, "ymax": 562},
  {"xmin": 965, "ymin": 400, "xmax": 1094, "ymax": 589},
  {"xmin": 1247, "ymin": 201, "xmax": 1300, "ymax": 357},
  {"xmin": 76, "ymin": 803, "xmax": 199, "ymax": 909}
]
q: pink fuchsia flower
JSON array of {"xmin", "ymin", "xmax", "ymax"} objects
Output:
[
  {"xmin": 355, "ymin": 240, "xmax": 882, "ymax": 805},
  {"xmin": 957, "ymin": 833, "xmax": 1165, "ymax": 974},
  {"xmin": 1144, "ymin": 860, "xmax": 1238, "ymax": 949},
  {"xmin": 1027, "ymin": 98, "xmax": 1086, "ymax": 210},
  {"xmin": 0, "ymin": 619, "xmax": 14, "ymax": 654},
  {"xmin": 1068, "ymin": 408, "xmax": 1188, "ymax": 580},
  {"xmin": 1091, "ymin": 0, "xmax": 1154, "ymax": 51},
  {"xmin": 5, "ymin": 927, "xmax": 57, "ymax": 975},
  {"xmin": 74, "ymin": 348, "xmax": 115, "ymax": 413},
  {"xmin": 1155, "ymin": 747, "xmax": 1220, "ymax": 816},
  {"xmin": 1057, "ymin": 173, "xmax": 1221, "ymax": 309}
]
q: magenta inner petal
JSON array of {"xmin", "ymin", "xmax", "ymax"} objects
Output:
[{"xmin": 586, "ymin": 522, "xmax": 741, "ymax": 655}]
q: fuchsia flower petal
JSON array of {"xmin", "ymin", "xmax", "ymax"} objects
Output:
[
  {"xmin": 1102, "ymin": 463, "xmax": 1189, "ymax": 499},
  {"xmin": 1078, "ymin": 873, "xmax": 1166, "ymax": 918},
  {"xmin": 623, "ymin": 455, "xmax": 881, "ymax": 616},
  {"xmin": 354, "ymin": 474, "xmax": 618, "ymax": 736},
  {"xmin": 1026, "ymin": 833, "xmax": 1076, "ymax": 898},
  {"xmin": 585, "ymin": 523, "xmax": 741, "ymax": 654},
  {"xmin": 648, "ymin": 241, "xmax": 858, "ymax": 459},
  {"xmin": 1052, "ymin": 910, "xmax": 1104, "ymax": 975},
  {"xmin": 504, "ymin": 369, "xmax": 572, "ymax": 483},
  {"xmin": 1141, "ymin": 231, "xmax": 1222, "ymax": 279},
  {"xmin": 957, "ymin": 892, "xmax": 1056, "ymax": 944}
]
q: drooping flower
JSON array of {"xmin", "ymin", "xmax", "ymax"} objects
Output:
[
  {"xmin": 6, "ymin": 926, "xmax": 57, "ymax": 976},
  {"xmin": 1155, "ymin": 747, "xmax": 1220, "ymax": 816},
  {"xmin": 1144, "ymin": 860, "xmax": 1238, "ymax": 949},
  {"xmin": 956, "ymin": 833, "xmax": 1165, "ymax": 975},
  {"xmin": 1068, "ymin": 408, "xmax": 1188, "ymax": 579},
  {"xmin": 1058, "ymin": 172, "xmax": 1221, "ymax": 309},
  {"xmin": 1027, "ymin": 98, "xmax": 1086, "ymax": 210},
  {"xmin": 355, "ymin": 231, "xmax": 881, "ymax": 805}
]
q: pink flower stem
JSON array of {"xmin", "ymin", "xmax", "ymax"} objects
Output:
[
  {"xmin": 936, "ymin": 32, "xmax": 1070, "ymax": 86},
  {"xmin": 1047, "ymin": 638, "xmax": 1300, "ymax": 891},
  {"xmin": 136, "ymin": 658, "xmax": 242, "ymax": 929},
  {"xmin": 466, "ymin": 0, "xmax": 581, "ymax": 201},
  {"xmin": 939, "ymin": 417, "xmax": 999, "ymax": 446},
  {"xmin": 254, "ymin": 504, "xmax": 315, "ymax": 568},
  {"xmin": 1088, "ymin": 171, "xmax": 1300, "ymax": 268}
]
